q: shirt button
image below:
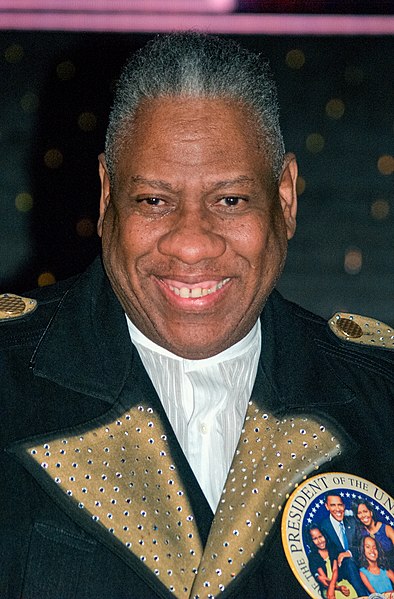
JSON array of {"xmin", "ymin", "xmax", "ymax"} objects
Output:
[{"xmin": 199, "ymin": 422, "xmax": 208, "ymax": 434}]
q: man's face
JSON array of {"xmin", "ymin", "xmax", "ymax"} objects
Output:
[
  {"xmin": 98, "ymin": 97, "xmax": 297, "ymax": 359},
  {"xmin": 325, "ymin": 495, "xmax": 345, "ymax": 522}
]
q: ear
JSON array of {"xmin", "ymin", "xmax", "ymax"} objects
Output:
[
  {"xmin": 97, "ymin": 153, "xmax": 111, "ymax": 238},
  {"xmin": 278, "ymin": 152, "xmax": 298, "ymax": 240}
]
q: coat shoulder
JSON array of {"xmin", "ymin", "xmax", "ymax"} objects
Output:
[
  {"xmin": 0, "ymin": 275, "xmax": 80, "ymax": 350},
  {"xmin": 275, "ymin": 292, "xmax": 394, "ymax": 372}
]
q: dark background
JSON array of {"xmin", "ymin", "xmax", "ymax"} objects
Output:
[{"xmin": 1, "ymin": 31, "xmax": 393, "ymax": 322}]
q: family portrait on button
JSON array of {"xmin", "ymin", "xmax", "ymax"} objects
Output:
[{"xmin": 283, "ymin": 475, "xmax": 394, "ymax": 599}]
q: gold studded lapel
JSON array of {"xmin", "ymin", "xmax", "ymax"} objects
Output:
[
  {"xmin": 9, "ymin": 400, "xmax": 204, "ymax": 599},
  {"xmin": 190, "ymin": 400, "xmax": 343, "ymax": 598}
]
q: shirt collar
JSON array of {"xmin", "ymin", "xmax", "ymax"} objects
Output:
[{"xmin": 330, "ymin": 514, "xmax": 344, "ymax": 531}]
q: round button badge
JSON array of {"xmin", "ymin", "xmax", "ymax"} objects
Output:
[{"xmin": 281, "ymin": 473, "xmax": 394, "ymax": 599}]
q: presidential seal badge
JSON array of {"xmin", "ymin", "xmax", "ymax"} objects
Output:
[{"xmin": 281, "ymin": 473, "xmax": 394, "ymax": 599}]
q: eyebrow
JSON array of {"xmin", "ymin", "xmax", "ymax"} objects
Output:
[
  {"xmin": 128, "ymin": 176, "xmax": 174, "ymax": 192},
  {"xmin": 208, "ymin": 176, "xmax": 256, "ymax": 191},
  {"xmin": 128, "ymin": 175, "xmax": 256, "ymax": 193}
]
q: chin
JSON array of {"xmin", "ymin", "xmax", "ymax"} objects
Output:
[
  {"xmin": 169, "ymin": 344, "xmax": 221, "ymax": 360},
  {"xmin": 161, "ymin": 335, "xmax": 226, "ymax": 360}
]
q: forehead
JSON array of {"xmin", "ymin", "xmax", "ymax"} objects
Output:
[
  {"xmin": 115, "ymin": 97, "xmax": 271, "ymax": 182},
  {"xmin": 326, "ymin": 495, "xmax": 344, "ymax": 504},
  {"xmin": 310, "ymin": 528, "xmax": 322, "ymax": 537},
  {"xmin": 131, "ymin": 96, "xmax": 258, "ymax": 138}
]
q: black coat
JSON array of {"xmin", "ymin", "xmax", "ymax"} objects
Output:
[
  {"xmin": 320, "ymin": 515, "xmax": 358, "ymax": 557},
  {"xmin": 0, "ymin": 257, "xmax": 393, "ymax": 599}
]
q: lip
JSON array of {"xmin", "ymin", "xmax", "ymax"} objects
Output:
[
  {"xmin": 367, "ymin": 550, "xmax": 377, "ymax": 559},
  {"xmin": 154, "ymin": 275, "xmax": 232, "ymax": 307}
]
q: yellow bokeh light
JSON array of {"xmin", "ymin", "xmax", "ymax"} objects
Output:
[
  {"xmin": 371, "ymin": 199, "xmax": 390, "ymax": 220},
  {"xmin": 76, "ymin": 218, "xmax": 95, "ymax": 238},
  {"xmin": 38, "ymin": 272, "xmax": 56, "ymax": 287},
  {"xmin": 20, "ymin": 92, "xmax": 39, "ymax": 113},
  {"xmin": 78, "ymin": 112, "xmax": 97, "ymax": 132},
  {"xmin": 377, "ymin": 155, "xmax": 394, "ymax": 175},
  {"xmin": 285, "ymin": 49, "xmax": 305, "ymax": 70},
  {"xmin": 15, "ymin": 192, "xmax": 33, "ymax": 213},
  {"xmin": 56, "ymin": 60, "xmax": 76, "ymax": 81},
  {"xmin": 325, "ymin": 98, "xmax": 345, "ymax": 120},
  {"xmin": 306, "ymin": 133, "xmax": 325, "ymax": 154},
  {"xmin": 296, "ymin": 176, "xmax": 306, "ymax": 195},
  {"xmin": 5, "ymin": 44, "xmax": 24, "ymax": 64},
  {"xmin": 344, "ymin": 248, "xmax": 362, "ymax": 275},
  {"xmin": 44, "ymin": 149, "xmax": 63, "ymax": 169}
]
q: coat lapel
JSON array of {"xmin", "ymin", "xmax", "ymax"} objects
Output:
[
  {"xmin": 190, "ymin": 395, "xmax": 344, "ymax": 597},
  {"xmin": 29, "ymin": 259, "xmax": 133, "ymax": 405},
  {"xmin": 9, "ymin": 392, "xmax": 205, "ymax": 598}
]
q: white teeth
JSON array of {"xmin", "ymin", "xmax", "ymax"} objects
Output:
[
  {"xmin": 169, "ymin": 278, "xmax": 230, "ymax": 299},
  {"xmin": 190, "ymin": 288, "xmax": 202, "ymax": 298}
]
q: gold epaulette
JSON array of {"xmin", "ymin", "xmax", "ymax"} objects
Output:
[
  {"xmin": 0, "ymin": 293, "xmax": 37, "ymax": 321},
  {"xmin": 329, "ymin": 312, "xmax": 394, "ymax": 349}
]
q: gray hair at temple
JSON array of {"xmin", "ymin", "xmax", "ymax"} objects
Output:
[{"xmin": 105, "ymin": 32, "xmax": 285, "ymax": 183}]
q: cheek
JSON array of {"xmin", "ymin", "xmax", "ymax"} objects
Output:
[
  {"xmin": 106, "ymin": 213, "xmax": 155, "ymax": 262},
  {"xmin": 228, "ymin": 217, "xmax": 270, "ymax": 258},
  {"xmin": 232, "ymin": 229, "xmax": 285, "ymax": 286},
  {"xmin": 245, "ymin": 219, "xmax": 287, "ymax": 274},
  {"xmin": 101, "ymin": 212, "xmax": 137, "ymax": 284}
]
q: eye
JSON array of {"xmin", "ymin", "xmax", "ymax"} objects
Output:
[
  {"xmin": 218, "ymin": 196, "xmax": 246, "ymax": 208},
  {"xmin": 137, "ymin": 197, "xmax": 165, "ymax": 206}
]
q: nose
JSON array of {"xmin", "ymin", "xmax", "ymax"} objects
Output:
[{"xmin": 157, "ymin": 204, "xmax": 226, "ymax": 264}]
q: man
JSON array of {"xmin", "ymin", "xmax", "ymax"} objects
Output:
[
  {"xmin": 320, "ymin": 494, "xmax": 368, "ymax": 596},
  {"xmin": 0, "ymin": 33, "xmax": 393, "ymax": 599}
]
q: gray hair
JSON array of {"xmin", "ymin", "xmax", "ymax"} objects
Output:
[{"xmin": 105, "ymin": 32, "xmax": 285, "ymax": 182}]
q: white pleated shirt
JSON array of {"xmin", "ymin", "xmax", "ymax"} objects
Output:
[{"xmin": 126, "ymin": 317, "xmax": 261, "ymax": 512}]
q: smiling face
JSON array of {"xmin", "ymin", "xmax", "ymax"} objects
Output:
[
  {"xmin": 357, "ymin": 503, "xmax": 374, "ymax": 528},
  {"xmin": 98, "ymin": 97, "xmax": 297, "ymax": 359},
  {"xmin": 363, "ymin": 537, "xmax": 378, "ymax": 563},
  {"xmin": 310, "ymin": 528, "xmax": 327, "ymax": 551},
  {"xmin": 325, "ymin": 495, "xmax": 346, "ymax": 522}
]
